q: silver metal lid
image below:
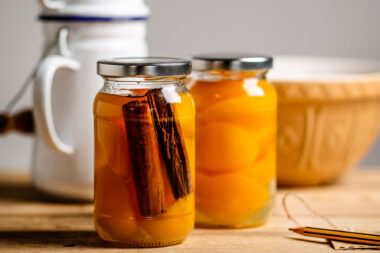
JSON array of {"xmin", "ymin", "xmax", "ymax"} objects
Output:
[
  {"xmin": 192, "ymin": 53, "xmax": 273, "ymax": 71},
  {"xmin": 97, "ymin": 57, "xmax": 192, "ymax": 77}
]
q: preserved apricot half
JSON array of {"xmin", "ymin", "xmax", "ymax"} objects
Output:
[
  {"xmin": 196, "ymin": 122, "xmax": 259, "ymax": 173},
  {"xmin": 96, "ymin": 119, "xmax": 132, "ymax": 179},
  {"xmin": 190, "ymin": 79, "xmax": 247, "ymax": 112},
  {"xmin": 140, "ymin": 196, "xmax": 194, "ymax": 243},
  {"xmin": 95, "ymin": 216, "xmax": 149, "ymax": 243},
  {"xmin": 197, "ymin": 96, "xmax": 276, "ymax": 133},
  {"xmin": 94, "ymin": 167, "xmax": 136, "ymax": 218},
  {"xmin": 247, "ymin": 152, "xmax": 276, "ymax": 186},
  {"xmin": 195, "ymin": 170, "xmax": 269, "ymax": 226},
  {"xmin": 174, "ymin": 93, "xmax": 196, "ymax": 139}
]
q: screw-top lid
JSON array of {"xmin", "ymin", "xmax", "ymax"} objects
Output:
[
  {"xmin": 97, "ymin": 57, "xmax": 192, "ymax": 77},
  {"xmin": 192, "ymin": 53, "xmax": 273, "ymax": 71}
]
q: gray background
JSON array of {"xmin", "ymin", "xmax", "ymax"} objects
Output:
[{"xmin": 1, "ymin": 0, "xmax": 380, "ymax": 171}]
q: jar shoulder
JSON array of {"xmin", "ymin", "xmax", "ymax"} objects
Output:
[
  {"xmin": 94, "ymin": 89, "xmax": 195, "ymax": 119},
  {"xmin": 188, "ymin": 78, "xmax": 277, "ymax": 112}
]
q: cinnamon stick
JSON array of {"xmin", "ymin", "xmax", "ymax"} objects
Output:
[
  {"xmin": 122, "ymin": 100, "xmax": 167, "ymax": 216},
  {"xmin": 147, "ymin": 89, "xmax": 192, "ymax": 199}
]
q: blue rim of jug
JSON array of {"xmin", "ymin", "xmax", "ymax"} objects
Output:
[{"xmin": 39, "ymin": 15, "xmax": 148, "ymax": 22}]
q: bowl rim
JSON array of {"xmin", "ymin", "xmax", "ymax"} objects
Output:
[
  {"xmin": 268, "ymin": 55, "xmax": 380, "ymax": 83},
  {"xmin": 269, "ymin": 56, "xmax": 380, "ymax": 102}
]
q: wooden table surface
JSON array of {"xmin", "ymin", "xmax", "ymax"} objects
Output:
[{"xmin": 0, "ymin": 169, "xmax": 379, "ymax": 252}]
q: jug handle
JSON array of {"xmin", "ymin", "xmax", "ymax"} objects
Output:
[
  {"xmin": 39, "ymin": 0, "xmax": 65, "ymax": 10},
  {"xmin": 34, "ymin": 55, "xmax": 80, "ymax": 155}
]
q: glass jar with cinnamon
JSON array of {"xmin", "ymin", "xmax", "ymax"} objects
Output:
[
  {"xmin": 94, "ymin": 57, "xmax": 195, "ymax": 247},
  {"xmin": 188, "ymin": 53, "xmax": 277, "ymax": 228}
]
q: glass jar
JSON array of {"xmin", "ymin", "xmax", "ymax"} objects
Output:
[
  {"xmin": 188, "ymin": 54, "xmax": 277, "ymax": 228},
  {"xmin": 94, "ymin": 57, "xmax": 195, "ymax": 247}
]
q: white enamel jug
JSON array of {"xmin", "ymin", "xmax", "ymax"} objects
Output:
[{"xmin": 32, "ymin": 0, "xmax": 149, "ymax": 200}]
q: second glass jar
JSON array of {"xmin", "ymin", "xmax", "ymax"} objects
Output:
[{"xmin": 188, "ymin": 54, "xmax": 277, "ymax": 228}]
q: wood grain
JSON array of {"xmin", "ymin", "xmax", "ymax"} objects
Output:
[{"xmin": 0, "ymin": 169, "xmax": 379, "ymax": 252}]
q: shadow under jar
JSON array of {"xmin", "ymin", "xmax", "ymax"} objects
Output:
[
  {"xmin": 188, "ymin": 54, "xmax": 277, "ymax": 228},
  {"xmin": 94, "ymin": 57, "xmax": 195, "ymax": 247}
]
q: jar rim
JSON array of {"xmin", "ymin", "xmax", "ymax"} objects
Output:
[{"xmin": 97, "ymin": 57, "xmax": 192, "ymax": 77}]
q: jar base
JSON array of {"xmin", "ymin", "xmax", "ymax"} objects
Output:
[
  {"xmin": 99, "ymin": 238, "xmax": 185, "ymax": 248},
  {"xmin": 195, "ymin": 220, "xmax": 268, "ymax": 229},
  {"xmin": 95, "ymin": 213, "xmax": 194, "ymax": 248},
  {"xmin": 195, "ymin": 194, "xmax": 275, "ymax": 229}
]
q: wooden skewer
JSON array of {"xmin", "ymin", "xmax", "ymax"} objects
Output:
[{"xmin": 289, "ymin": 227, "xmax": 380, "ymax": 246}]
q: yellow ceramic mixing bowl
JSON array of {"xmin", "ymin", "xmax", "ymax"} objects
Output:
[{"xmin": 269, "ymin": 56, "xmax": 380, "ymax": 186}]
